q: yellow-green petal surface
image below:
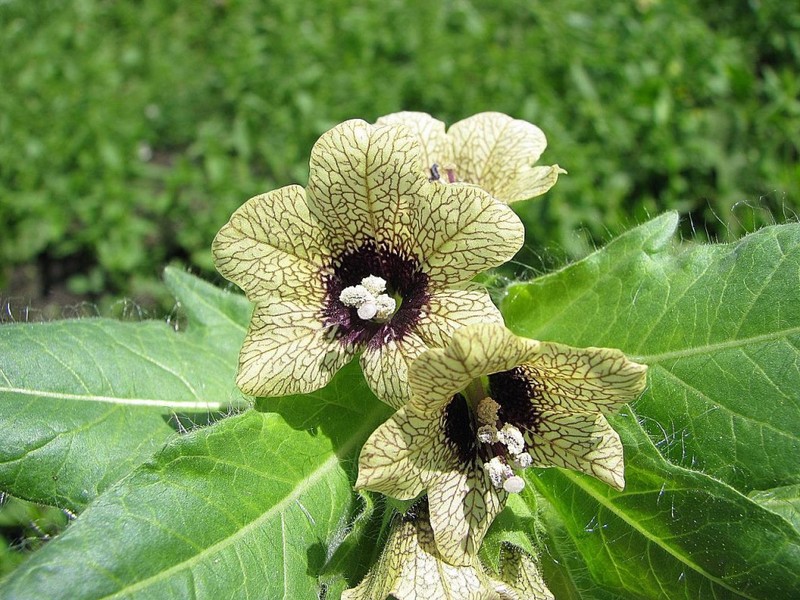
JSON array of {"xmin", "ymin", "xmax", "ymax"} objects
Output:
[
  {"xmin": 447, "ymin": 112, "xmax": 562, "ymax": 204},
  {"xmin": 415, "ymin": 284, "xmax": 504, "ymax": 348},
  {"xmin": 359, "ymin": 332, "xmax": 429, "ymax": 410},
  {"xmin": 427, "ymin": 458, "xmax": 506, "ymax": 566},
  {"xmin": 522, "ymin": 341, "xmax": 648, "ymax": 413},
  {"xmin": 409, "ymin": 324, "xmax": 541, "ymax": 417},
  {"xmin": 212, "ymin": 184, "xmax": 329, "ymax": 303},
  {"xmin": 490, "ymin": 547, "xmax": 555, "ymax": 600},
  {"xmin": 342, "ymin": 504, "xmax": 500, "ymax": 600},
  {"xmin": 237, "ymin": 302, "xmax": 355, "ymax": 397},
  {"xmin": 525, "ymin": 409, "xmax": 625, "ymax": 490},
  {"xmin": 355, "ymin": 407, "xmax": 441, "ymax": 500},
  {"xmin": 306, "ymin": 119, "xmax": 427, "ymax": 255},
  {"xmin": 413, "ymin": 183, "xmax": 524, "ymax": 286},
  {"xmin": 375, "ymin": 111, "xmax": 452, "ymax": 175}
]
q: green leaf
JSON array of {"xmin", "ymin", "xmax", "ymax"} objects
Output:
[
  {"xmin": 479, "ymin": 492, "xmax": 540, "ymax": 575},
  {"xmin": 162, "ymin": 266, "xmax": 252, "ymax": 336},
  {"xmin": 532, "ymin": 413, "xmax": 800, "ymax": 599},
  {"xmin": 749, "ymin": 485, "xmax": 800, "ymax": 532},
  {"xmin": 502, "ymin": 215, "xmax": 800, "ymax": 597},
  {"xmin": 0, "ymin": 362, "xmax": 392, "ymax": 599},
  {"xmin": 0, "ymin": 269, "xmax": 249, "ymax": 511},
  {"xmin": 535, "ymin": 500, "xmax": 621, "ymax": 600}
]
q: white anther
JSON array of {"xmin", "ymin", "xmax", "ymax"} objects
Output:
[
  {"xmin": 357, "ymin": 301, "xmax": 378, "ymax": 320},
  {"xmin": 374, "ymin": 294, "xmax": 397, "ymax": 320},
  {"xmin": 361, "ymin": 275, "xmax": 387, "ymax": 296},
  {"xmin": 484, "ymin": 457, "xmax": 514, "ymax": 489},
  {"xmin": 476, "ymin": 397, "xmax": 501, "ymax": 426},
  {"xmin": 511, "ymin": 451, "xmax": 533, "ymax": 469},
  {"xmin": 503, "ymin": 475, "xmax": 526, "ymax": 494},
  {"xmin": 477, "ymin": 425, "xmax": 498, "ymax": 444},
  {"xmin": 340, "ymin": 285, "xmax": 374, "ymax": 308},
  {"xmin": 340, "ymin": 275, "xmax": 398, "ymax": 322},
  {"xmin": 497, "ymin": 423, "xmax": 525, "ymax": 456}
]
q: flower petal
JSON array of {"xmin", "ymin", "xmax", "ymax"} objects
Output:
[
  {"xmin": 342, "ymin": 501, "xmax": 497, "ymax": 600},
  {"xmin": 414, "ymin": 184, "xmax": 524, "ymax": 286},
  {"xmin": 306, "ymin": 119, "xmax": 427, "ymax": 255},
  {"xmin": 427, "ymin": 458, "xmax": 506, "ymax": 566},
  {"xmin": 356, "ymin": 407, "xmax": 440, "ymax": 500},
  {"xmin": 525, "ymin": 409, "xmax": 625, "ymax": 490},
  {"xmin": 360, "ymin": 331, "xmax": 429, "ymax": 409},
  {"xmin": 415, "ymin": 283, "xmax": 504, "ymax": 348},
  {"xmin": 236, "ymin": 301, "xmax": 356, "ymax": 397},
  {"xmin": 490, "ymin": 547, "xmax": 555, "ymax": 600},
  {"xmin": 410, "ymin": 324, "xmax": 540, "ymax": 417},
  {"xmin": 522, "ymin": 342, "xmax": 648, "ymax": 413},
  {"xmin": 375, "ymin": 111, "xmax": 452, "ymax": 178},
  {"xmin": 212, "ymin": 185, "xmax": 329, "ymax": 303},
  {"xmin": 502, "ymin": 164, "xmax": 566, "ymax": 204},
  {"xmin": 447, "ymin": 112, "xmax": 560, "ymax": 203}
]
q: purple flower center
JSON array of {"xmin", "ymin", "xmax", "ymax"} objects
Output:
[
  {"xmin": 443, "ymin": 393, "xmax": 478, "ymax": 464},
  {"xmin": 489, "ymin": 368, "xmax": 542, "ymax": 430},
  {"xmin": 322, "ymin": 239, "xmax": 430, "ymax": 349},
  {"xmin": 442, "ymin": 368, "xmax": 543, "ymax": 466}
]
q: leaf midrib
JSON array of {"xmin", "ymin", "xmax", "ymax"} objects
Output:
[
  {"xmin": 0, "ymin": 386, "xmax": 248, "ymax": 412},
  {"xmin": 632, "ymin": 325, "xmax": 800, "ymax": 363},
  {"xmin": 99, "ymin": 403, "xmax": 386, "ymax": 599},
  {"xmin": 559, "ymin": 469, "xmax": 756, "ymax": 600}
]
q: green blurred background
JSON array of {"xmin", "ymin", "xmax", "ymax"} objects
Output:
[
  {"xmin": 2, "ymin": 0, "xmax": 798, "ymax": 317},
  {"xmin": 0, "ymin": 0, "xmax": 799, "ymax": 574}
]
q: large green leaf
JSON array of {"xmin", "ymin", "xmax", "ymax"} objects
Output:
[
  {"xmin": 0, "ymin": 268, "xmax": 250, "ymax": 511},
  {"xmin": 534, "ymin": 413, "xmax": 800, "ymax": 599},
  {"xmin": 501, "ymin": 215, "xmax": 800, "ymax": 597},
  {"xmin": 536, "ymin": 501, "xmax": 621, "ymax": 600},
  {"xmin": 0, "ymin": 360, "xmax": 392, "ymax": 599}
]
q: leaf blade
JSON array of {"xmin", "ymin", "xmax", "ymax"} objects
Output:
[
  {"xmin": 0, "ymin": 272, "xmax": 250, "ymax": 510},
  {"xmin": 0, "ymin": 362, "xmax": 391, "ymax": 599}
]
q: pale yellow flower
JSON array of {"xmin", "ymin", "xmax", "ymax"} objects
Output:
[
  {"xmin": 212, "ymin": 120, "xmax": 523, "ymax": 408},
  {"xmin": 356, "ymin": 324, "xmax": 647, "ymax": 565},
  {"xmin": 343, "ymin": 500, "xmax": 553, "ymax": 600},
  {"xmin": 376, "ymin": 112, "xmax": 565, "ymax": 204}
]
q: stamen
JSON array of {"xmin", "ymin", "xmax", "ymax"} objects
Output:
[
  {"xmin": 484, "ymin": 456, "xmax": 527, "ymax": 493},
  {"xmin": 358, "ymin": 301, "xmax": 378, "ymax": 320},
  {"xmin": 503, "ymin": 475, "xmax": 525, "ymax": 494},
  {"xmin": 477, "ymin": 424, "xmax": 498, "ymax": 444},
  {"xmin": 477, "ymin": 397, "xmax": 530, "ymax": 494},
  {"xmin": 361, "ymin": 275, "xmax": 387, "ymax": 296},
  {"xmin": 497, "ymin": 423, "xmax": 525, "ymax": 456},
  {"xmin": 340, "ymin": 284, "xmax": 374, "ymax": 308},
  {"xmin": 485, "ymin": 456, "xmax": 514, "ymax": 489},
  {"xmin": 339, "ymin": 275, "xmax": 398, "ymax": 322},
  {"xmin": 428, "ymin": 163, "xmax": 441, "ymax": 182},
  {"xmin": 374, "ymin": 295, "xmax": 397, "ymax": 320},
  {"xmin": 476, "ymin": 397, "xmax": 501, "ymax": 426},
  {"xmin": 511, "ymin": 451, "xmax": 533, "ymax": 469}
]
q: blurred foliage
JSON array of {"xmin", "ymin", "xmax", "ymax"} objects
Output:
[
  {"xmin": 0, "ymin": 0, "xmax": 798, "ymax": 299},
  {"xmin": 0, "ymin": 495, "xmax": 69, "ymax": 578}
]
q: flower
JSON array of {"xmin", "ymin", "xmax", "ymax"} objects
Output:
[
  {"xmin": 212, "ymin": 120, "xmax": 524, "ymax": 408},
  {"xmin": 376, "ymin": 111, "xmax": 565, "ymax": 204},
  {"xmin": 343, "ymin": 499, "xmax": 553, "ymax": 600},
  {"xmin": 356, "ymin": 323, "xmax": 647, "ymax": 564}
]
